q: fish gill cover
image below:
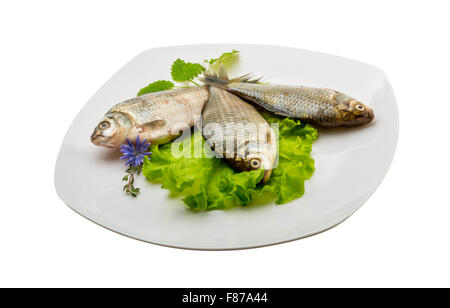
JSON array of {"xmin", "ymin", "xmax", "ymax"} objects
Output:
[{"xmin": 142, "ymin": 112, "xmax": 317, "ymax": 211}]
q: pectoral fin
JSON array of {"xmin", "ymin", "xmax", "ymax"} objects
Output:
[{"xmin": 139, "ymin": 119, "xmax": 166, "ymax": 130}]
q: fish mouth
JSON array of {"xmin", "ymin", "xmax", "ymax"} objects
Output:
[
  {"xmin": 368, "ymin": 108, "xmax": 375, "ymax": 122},
  {"xmin": 262, "ymin": 169, "xmax": 272, "ymax": 183},
  {"xmin": 358, "ymin": 108, "xmax": 375, "ymax": 125},
  {"xmin": 90, "ymin": 130, "xmax": 105, "ymax": 145}
]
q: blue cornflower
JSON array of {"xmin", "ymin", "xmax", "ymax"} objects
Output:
[{"xmin": 120, "ymin": 135, "xmax": 152, "ymax": 167}]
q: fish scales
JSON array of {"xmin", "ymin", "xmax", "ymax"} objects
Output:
[
  {"xmin": 110, "ymin": 87, "xmax": 207, "ymax": 125},
  {"xmin": 202, "ymin": 86, "xmax": 277, "ymax": 182},
  {"xmin": 91, "ymin": 86, "xmax": 208, "ymax": 148},
  {"xmin": 229, "ymin": 83, "xmax": 340, "ymax": 125},
  {"xmin": 202, "ymin": 69, "xmax": 374, "ymax": 127}
]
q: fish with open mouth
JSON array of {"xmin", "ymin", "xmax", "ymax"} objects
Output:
[
  {"xmin": 202, "ymin": 68, "xmax": 374, "ymax": 127},
  {"xmin": 91, "ymin": 86, "xmax": 209, "ymax": 148},
  {"xmin": 202, "ymin": 86, "xmax": 277, "ymax": 183}
]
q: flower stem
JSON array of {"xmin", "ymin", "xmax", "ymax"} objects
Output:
[{"xmin": 123, "ymin": 166, "xmax": 141, "ymax": 197}]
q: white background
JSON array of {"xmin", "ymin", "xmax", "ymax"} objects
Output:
[{"xmin": 1, "ymin": 0, "xmax": 449, "ymax": 288}]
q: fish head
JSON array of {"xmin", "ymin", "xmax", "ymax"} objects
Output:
[
  {"xmin": 336, "ymin": 93, "xmax": 374, "ymax": 126},
  {"xmin": 91, "ymin": 112, "xmax": 133, "ymax": 148},
  {"xmin": 241, "ymin": 141, "xmax": 277, "ymax": 183}
]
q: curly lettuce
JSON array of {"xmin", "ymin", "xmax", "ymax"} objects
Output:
[{"xmin": 142, "ymin": 113, "xmax": 317, "ymax": 210}]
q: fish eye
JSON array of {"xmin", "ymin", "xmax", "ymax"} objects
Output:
[
  {"xmin": 355, "ymin": 104, "xmax": 365, "ymax": 111},
  {"xmin": 250, "ymin": 158, "xmax": 261, "ymax": 169},
  {"xmin": 98, "ymin": 121, "xmax": 110, "ymax": 129}
]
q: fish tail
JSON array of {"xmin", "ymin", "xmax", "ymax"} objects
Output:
[{"xmin": 201, "ymin": 62, "xmax": 262, "ymax": 89}]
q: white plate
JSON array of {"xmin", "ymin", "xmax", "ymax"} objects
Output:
[{"xmin": 55, "ymin": 44, "xmax": 398, "ymax": 250}]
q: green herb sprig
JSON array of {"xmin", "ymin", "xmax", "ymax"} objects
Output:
[
  {"xmin": 137, "ymin": 80, "xmax": 174, "ymax": 96},
  {"xmin": 171, "ymin": 59, "xmax": 205, "ymax": 85},
  {"xmin": 122, "ymin": 166, "xmax": 141, "ymax": 197},
  {"xmin": 137, "ymin": 50, "xmax": 239, "ymax": 96}
]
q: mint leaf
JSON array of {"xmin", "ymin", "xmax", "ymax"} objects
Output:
[
  {"xmin": 138, "ymin": 80, "xmax": 174, "ymax": 96},
  {"xmin": 171, "ymin": 59, "xmax": 205, "ymax": 82}
]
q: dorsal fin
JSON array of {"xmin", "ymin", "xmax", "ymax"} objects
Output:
[{"xmin": 201, "ymin": 61, "xmax": 262, "ymax": 88}]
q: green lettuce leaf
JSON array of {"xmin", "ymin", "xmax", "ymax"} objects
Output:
[
  {"xmin": 142, "ymin": 112, "xmax": 317, "ymax": 210},
  {"xmin": 258, "ymin": 112, "xmax": 317, "ymax": 204}
]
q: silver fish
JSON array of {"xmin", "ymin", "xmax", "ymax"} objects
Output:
[
  {"xmin": 202, "ymin": 69, "xmax": 374, "ymax": 127},
  {"xmin": 202, "ymin": 86, "xmax": 277, "ymax": 183},
  {"xmin": 91, "ymin": 86, "xmax": 209, "ymax": 148}
]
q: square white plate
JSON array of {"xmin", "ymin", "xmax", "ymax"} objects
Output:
[{"xmin": 55, "ymin": 44, "xmax": 398, "ymax": 250}]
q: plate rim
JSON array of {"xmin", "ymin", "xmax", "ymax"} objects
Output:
[{"xmin": 54, "ymin": 43, "xmax": 399, "ymax": 250}]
